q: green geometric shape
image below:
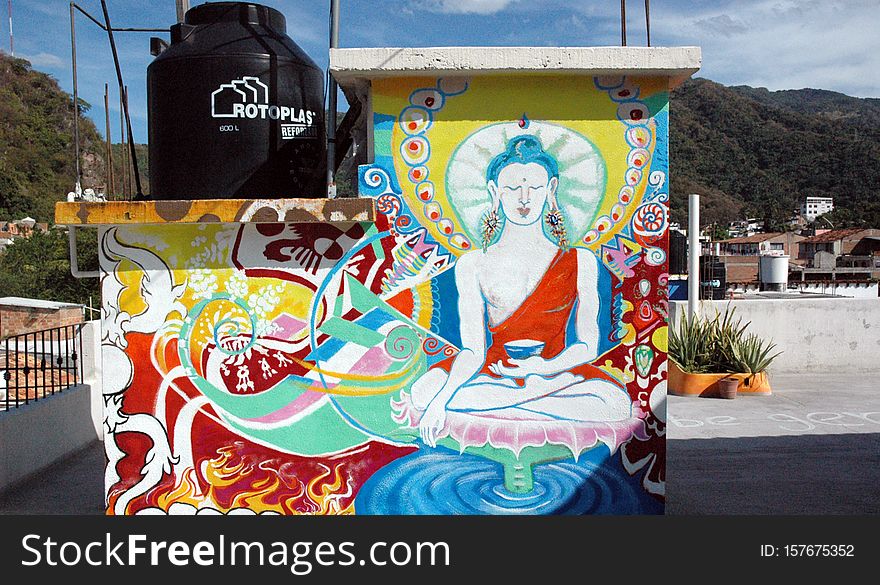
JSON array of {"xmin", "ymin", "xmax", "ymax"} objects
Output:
[
  {"xmin": 223, "ymin": 398, "xmax": 370, "ymax": 457},
  {"xmin": 319, "ymin": 316, "xmax": 385, "ymax": 347}
]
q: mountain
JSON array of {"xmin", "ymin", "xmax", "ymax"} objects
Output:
[
  {"xmin": 730, "ymin": 86, "xmax": 880, "ymax": 127},
  {"xmin": 2, "ymin": 51, "xmax": 879, "ymax": 230},
  {"xmin": 0, "ymin": 52, "xmax": 147, "ymax": 223},
  {"xmin": 669, "ymin": 78, "xmax": 880, "ymax": 230}
]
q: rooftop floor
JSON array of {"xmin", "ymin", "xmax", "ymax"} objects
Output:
[
  {"xmin": 1, "ymin": 373, "xmax": 878, "ymax": 515},
  {"xmin": 667, "ymin": 372, "xmax": 880, "ymax": 514}
]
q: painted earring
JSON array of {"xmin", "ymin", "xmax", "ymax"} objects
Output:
[
  {"xmin": 545, "ymin": 206, "xmax": 569, "ymax": 251},
  {"xmin": 481, "ymin": 208, "xmax": 501, "ymax": 251}
]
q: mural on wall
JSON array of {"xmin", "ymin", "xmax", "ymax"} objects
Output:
[{"xmin": 101, "ymin": 74, "xmax": 669, "ymax": 515}]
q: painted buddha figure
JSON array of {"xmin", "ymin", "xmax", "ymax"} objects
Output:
[{"xmin": 411, "ymin": 135, "xmax": 632, "ymax": 447}]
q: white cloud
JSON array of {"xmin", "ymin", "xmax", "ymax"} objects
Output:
[
  {"xmin": 691, "ymin": 14, "xmax": 748, "ymax": 38},
  {"xmin": 21, "ymin": 52, "xmax": 64, "ymax": 69},
  {"xmin": 421, "ymin": 0, "xmax": 519, "ymax": 15},
  {"xmin": 652, "ymin": 0, "xmax": 880, "ymax": 97}
]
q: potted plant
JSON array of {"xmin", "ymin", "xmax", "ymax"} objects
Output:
[{"xmin": 668, "ymin": 306, "xmax": 781, "ymax": 397}]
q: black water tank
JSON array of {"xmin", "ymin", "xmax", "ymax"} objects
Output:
[{"xmin": 148, "ymin": 2, "xmax": 326, "ymax": 200}]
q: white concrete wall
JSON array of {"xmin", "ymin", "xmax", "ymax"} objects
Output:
[
  {"xmin": 81, "ymin": 320, "xmax": 104, "ymax": 439},
  {"xmin": 670, "ymin": 298, "xmax": 880, "ymax": 374},
  {"xmin": 730, "ymin": 282, "xmax": 879, "ymax": 298},
  {"xmin": 0, "ymin": 383, "xmax": 99, "ymax": 493}
]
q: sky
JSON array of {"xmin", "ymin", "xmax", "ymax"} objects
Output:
[{"xmin": 3, "ymin": 0, "xmax": 879, "ymax": 144}]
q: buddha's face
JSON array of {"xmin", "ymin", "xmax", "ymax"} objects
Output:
[{"xmin": 488, "ymin": 162, "xmax": 558, "ymax": 226}]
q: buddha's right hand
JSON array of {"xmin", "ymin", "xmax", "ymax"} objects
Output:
[{"xmin": 419, "ymin": 400, "xmax": 448, "ymax": 448}]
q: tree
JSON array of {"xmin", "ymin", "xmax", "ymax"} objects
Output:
[{"xmin": 0, "ymin": 228, "xmax": 99, "ymax": 307}]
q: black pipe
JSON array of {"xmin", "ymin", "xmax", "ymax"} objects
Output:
[
  {"xmin": 74, "ymin": 4, "xmax": 163, "ymax": 32},
  {"xmin": 327, "ymin": 0, "xmax": 340, "ymax": 196},
  {"xmin": 69, "ymin": 2, "xmax": 81, "ymax": 188},
  {"xmin": 99, "ymin": 0, "xmax": 144, "ymax": 199}
]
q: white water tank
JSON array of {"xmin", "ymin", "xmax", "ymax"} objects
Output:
[{"xmin": 759, "ymin": 254, "xmax": 789, "ymax": 292}]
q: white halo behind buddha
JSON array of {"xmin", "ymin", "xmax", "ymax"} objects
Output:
[{"xmin": 445, "ymin": 121, "xmax": 606, "ymax": 245}]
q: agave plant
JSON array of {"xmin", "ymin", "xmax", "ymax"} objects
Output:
[
  {"xmin": 732, "ymin": 332, "xmax": 782, "ymax": 376},
  {"xmin": 669, "ymin": 305, "xmax": 781, "ymax": 375},
  {"xmin": 668, "ymin": 311, "xmax": 714, "ymax": 373}
]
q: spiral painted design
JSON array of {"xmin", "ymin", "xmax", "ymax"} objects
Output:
[
  {"xmin": 360, "ymin": 166, "xmax": 392, "ymax": 197},
  {"xmin": 422, "ymin": 337, "xmax": 443, "ymax": 355},
  {"xmin": 644, "ymin": 247, "xmax": 666, "ymax": 266},
  {"xmin": 648, "ymin": 170, "xmax": 666, "ymax": 187},
  {"xmin": 385, "ymin": 325, "xmax": 420, "ymax": 360},
  {"xmin": 645, "ymin": 171, "xmax": 669, "ymax": 203},
  {"xmin": 376, "ymin": 193, "xmax": 401, "ymax": 216},
  {"xmin": 632, "ymin": 203, "xmax": 668, "ymax": 237}
]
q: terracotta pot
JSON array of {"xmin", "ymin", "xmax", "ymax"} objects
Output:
[
  {"xmin": 717, "ymin": 377, "xmax": 739, "ymax": 399},
  {"xmin": 668, "ymin": 362, "xmax": 772, "ymax": 397}
]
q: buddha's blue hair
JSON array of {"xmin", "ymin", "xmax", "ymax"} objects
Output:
[{"xmin": 486, "ymin": 135, "xmax": 559, "ymax": 182}]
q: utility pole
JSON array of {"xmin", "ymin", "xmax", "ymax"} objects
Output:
[
  {"xmin": 104, "ymin": 84, "xmax": 114, "ymax": 195},
  {"xmin": 7, "ymin": 0, "xmax": 12, "ymax": 56},
  {"xmin": 99, "ymin": 0, "xmax": 142, "ymax": 198},
  {"xmin": 688, "ymin": 194, "xmax": 701, "ymax": 321},
  {"xmin": 119, "ymin": 88, "xmax": 128, "ymax": 198},
  {"xmin": 326, "ymin": 0, "xmax": 340, "ymax": 198},
  {"xmin": 620, "ymin": 0, "xmax": 627, "ymax": 46},
  {"xmin": 175, "ymin": 0, "xmax": 189, "ymax": 24},
  {"xmin": 69, "ymin": 2, "xmax": 81, "ymax": 190},
  {"xmin": 124, "ymin": 86, "xmax": 133, "ymax": 196}
]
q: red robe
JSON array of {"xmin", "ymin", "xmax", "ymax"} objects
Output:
[{"xmin": 437, "ymin": 248, "xmax": 619, "ymax": 388}]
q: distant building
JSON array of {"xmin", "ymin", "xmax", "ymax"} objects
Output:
[
  {"xmin": 794, "ymin": 228, "xmax": 880, "ymax": 282},
  {"xmin": 0, "ymin": 297, "xmax": 85, "ymax": 338},
  {"xmin": 726, "ymin": 218, "xmax": 765, "ymax": 239},
  {"xmin": 797, "ymin": 228, "xmax": 880, "ymax": 264},
  {"xmin": 800, "ymin": 196, "xmax": 834, "ymax": 222},
  {"xmin": 711, "ymin": 232, "xmax": 804, "ymax": 288},
  {"xmin": 717, "ymin": 232, "xmax": 804, "ymax": 257},
  {"xmin": 0, "ymin": 218, "xmax": 49, "ymax": 251}
]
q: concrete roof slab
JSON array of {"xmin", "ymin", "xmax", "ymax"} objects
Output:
[{"xmin": 331, "ymin": 46, "xmax": 701, "ymax": 89}]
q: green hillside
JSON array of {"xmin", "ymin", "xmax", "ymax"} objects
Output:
[
  {"xmin": 0, "ymin": 52, "xmax": 147, "ymax": 223},
  {"xmin": 1, "ymin": 51, "xmax": 879, "ymax": 231},
  {"xmin": 669, "ymin": 78, "xmax": 880, "ymax": 229}
]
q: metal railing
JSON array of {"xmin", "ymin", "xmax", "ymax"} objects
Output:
[{"xmin": 0, "ymin": 323, "xmax": 85, "ymax": 411}]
